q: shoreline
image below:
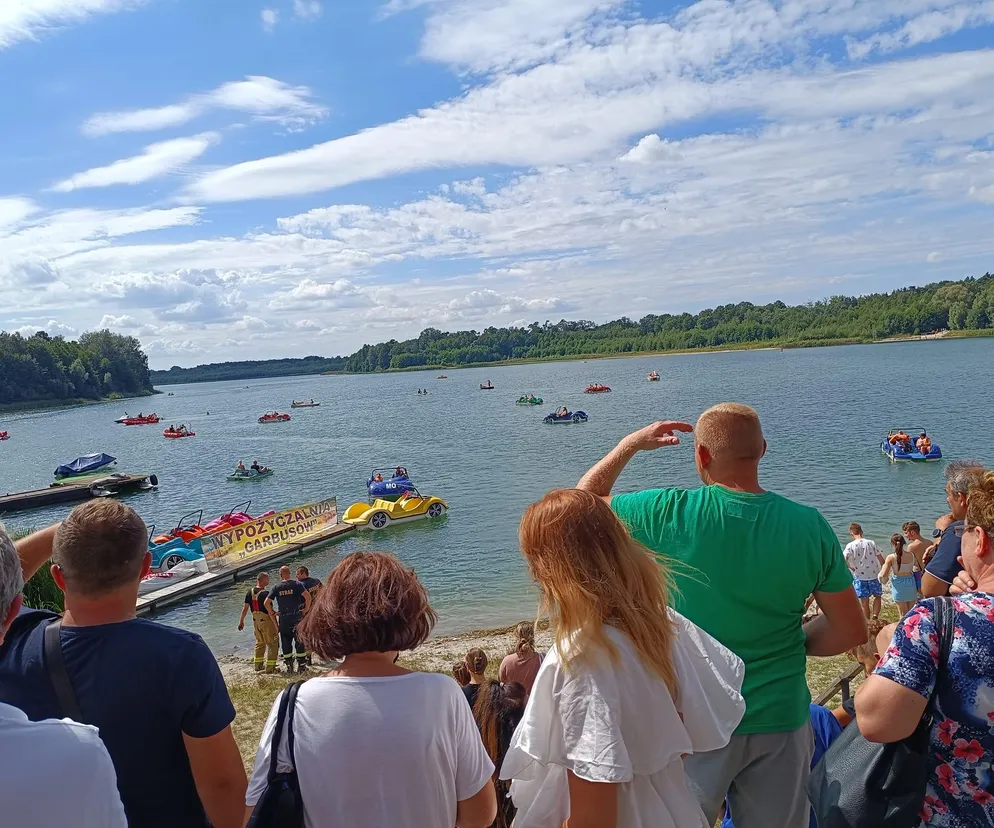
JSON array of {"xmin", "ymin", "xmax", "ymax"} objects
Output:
[
  {"xmin": 146, "ymin": 330, "xmax": 993, "ymax": 386},
  {"xmin": 0, "ymin": 389, "xmax": 158, "ymax": 416},
  {"xmin": 220, "ymin": 615, "xmax": 874, "ymax": 767}
]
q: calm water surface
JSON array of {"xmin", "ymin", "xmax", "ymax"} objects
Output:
[{"xmin": 2, "ymin": 339, "xmax": 992, "ymax": 656}]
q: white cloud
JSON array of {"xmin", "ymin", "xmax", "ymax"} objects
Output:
[
  {"xmin": 926, "ymin": 251, "xmax": 944, "ymax": 263},
  {"xmin": 261, "ymin": 8, "xmax": 279, "ymax": 32},
  {"xmin": 0, "ymin": 197, "xmax": 38, "ymax": 229},
  {"xmin": 0, "ymin": 0, "xmax": 140, "ymax": 50},
  {"xmin": 268, "ymin": 278, "xmax": 371, "ymax": 310},
  {"xmin": 417, "ymin": 0, "xmax": 623, "ymax": 74},
  {"xmin": 83, "ymin": 76, "xmax": 326, "ymax": 136},
  {"xmin": 848, "ymin": 3, "xmax": 994, "ymax": 58},
  {"xmin": 293, "ymin": 1, "xmax": 322, "ymax": 19},
  {"xmin": 447, "ymin": 288, "xmax": 566, "ymax": 314},
  {"xmin": 14, "ymin": 319, "xmax": 76, "ymax": 338},
  {"xmin": 51, "ymin": 133, "xmax": 218, "ymax": 192},
  {"xmin": 185, "ymin": 36, "xmax": 994, "ymax": 203}
]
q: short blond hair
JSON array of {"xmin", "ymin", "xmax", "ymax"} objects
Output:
[{"xmin": 695, "ymin": 403, "xmax": 764, "ymax": 462}]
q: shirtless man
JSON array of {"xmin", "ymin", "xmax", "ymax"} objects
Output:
[{"xmin": 902, "ymin": 521, "xmax": 930, "ymax": 593}]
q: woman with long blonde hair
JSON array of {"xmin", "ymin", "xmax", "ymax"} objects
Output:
[{"xmin": 500, "ymin": 489, "xmax": 745, "ymax": 828}]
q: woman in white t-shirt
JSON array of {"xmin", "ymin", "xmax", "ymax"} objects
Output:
[
  {"xmin": 244, "ymin": 552, "xmax": 497, "ymax": 828},
  {"xmin": 501, "ymin": 489, "xmax": 746, "ymax": 828}
]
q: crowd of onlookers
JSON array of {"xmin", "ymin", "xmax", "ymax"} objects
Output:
[{"xmin": 0, "ymin": 402, "xmax": 991, "ymax": 827}]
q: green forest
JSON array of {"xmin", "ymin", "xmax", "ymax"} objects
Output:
[
  {"xmin": 7, "ymin": 274, "xmax": 993, "ymax": 395},
  {"xmin": 0, "ymin": 330, "xmax": 153, "ymax": 407},
  {"xmin": 344, "ymin": 273, "xmax": 994, "ymax": 372},
  {"xmin": 150, "ymin": 355, "xmax": 347, "ymax": 385}
]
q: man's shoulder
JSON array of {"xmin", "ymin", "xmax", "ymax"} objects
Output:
[{"xmin": 112, "ymin": 618, "xmax": 212, "ymax": 655}]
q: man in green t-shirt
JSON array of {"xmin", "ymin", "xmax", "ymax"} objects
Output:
[{"xmin": 578, "ymin": 402, "xmax": 866, "ymax": 828}]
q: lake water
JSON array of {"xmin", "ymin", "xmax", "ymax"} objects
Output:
[{"xmin": 2, "ymin": 338, "xmax": 992, "ymax": 656}]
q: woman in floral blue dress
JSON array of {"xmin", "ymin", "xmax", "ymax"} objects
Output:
[{"xmin": 856, "ymin": 469, "xmax": 994, "ymax": 827}]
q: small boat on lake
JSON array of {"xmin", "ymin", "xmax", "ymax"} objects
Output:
[
  {"xmin": 881, "ymin": 428, "xmax": 942, "ymax": 462},
  {"xmin": 480, "ymin": 381, "xmax": 495, "ymax": 390},
  {"xmin": 258, "ymin": 412, "xmax": 291, "ymax": 423},
  {"xmin": 584, "ymin": 384, "xmax": 611, "ymax": 393},
  {"xmin": 648, "ymin": 372, "xmax": 660, "ymax": 381},
  {"xmin": 291, "ymin": 400, "xmax": 320, "ymax": 408},
  {"xmin": 55, "ymin": 453, "xmax": 117, "ymax": 479},
  {"xmin": 516, "ymin": 395, "xmax": 543, "ymax": 405},
  {"xmin": 163, "ymin": 426, "xmax": 195, "ymax": 438},
  {"xmin": 227, "ymin": 468, "xmax": 275, "ymax": 481},
  {"xmin": 437, "ymin": 375, "xmax": 448, "ymax": 379},
  {"xmin": 544, "ymin": 409, "xmax": 589, "ymax": 424},
  {"xmin": 121, "ymin": 413, "xmax": 161, "ymax": 425},
  {"xmin": 0, "ymin": 431, "xmax": 9, "ymax": 441},
  {"xmin": 368, "ymin": 467, "xmax": 416, "ymax": 501}
]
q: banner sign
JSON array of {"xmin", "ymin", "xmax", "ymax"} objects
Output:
[{"xmin": 204, "ymin": 498, "xmax": 338, "ymax": 561}]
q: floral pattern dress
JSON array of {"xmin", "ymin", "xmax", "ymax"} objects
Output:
[{"xmin": 875, "ymin": 594, "xmax": 994, "ymax": 827}]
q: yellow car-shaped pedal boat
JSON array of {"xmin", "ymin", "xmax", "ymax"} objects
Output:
[{"xmin": 342, "ymin": 489, "xmax": 448, "ymax": 530}]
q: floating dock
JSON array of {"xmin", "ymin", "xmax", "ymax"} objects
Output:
[
  {"xmin": 0, "ymin": 473, "xmax": 158, "ymax": 513},
  {"xmin": 136, "ymin": 521, "xmax": 355, "ymax": 615}
]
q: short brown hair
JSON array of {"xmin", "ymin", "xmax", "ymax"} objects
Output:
[
  {"xmin": 297, "ymin": 552, "xmax": 436, "ymax": 659},
  {"xmin": 53, "ymin": 500, "xmax": 147, "ymax": 596},
  {"xmin": 849, "ymin": 523, "xmax": 863, "ymax": 535},
  {"xmin": 902, "ymin": 521, "xmax": 920, "ymax": 533}
]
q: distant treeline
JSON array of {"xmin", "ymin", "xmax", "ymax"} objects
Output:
[
  {"xmin": 0, "ymin": 330, "xmax": 153, "ymax": 406},
  {"xmin": 150, "ymin": 355, "xmax": 347, "ymax": 385},
  {"xmin": 344, "ymin": 273, "xmax": 994, "ymax": 371},
  {"xmin": 143, "ymin": 273, "xmax": 994, "ymax": 383}
]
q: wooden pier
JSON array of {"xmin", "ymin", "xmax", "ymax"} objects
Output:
[
  {"xmin": 0, "ymin": 473, "xmax": 157, "ymax": 513},
  {"xmin": 136, "ymin": 521, "xmax": 355, "ymax": 615}
]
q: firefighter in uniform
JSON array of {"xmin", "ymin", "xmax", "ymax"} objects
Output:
[
  {"xmin": 265, "ymin": 565, "xmax": 311, "ymax": 673},
  {"xmin": 295, "ymin": 566, "xmax": 323, "ymax": 666},
  {"xmin": 238, "ymin": 572, "xmax": 279, "ymax": 672}
]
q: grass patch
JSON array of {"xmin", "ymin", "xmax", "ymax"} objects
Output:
[{"xmin": 227, "ymin": 673, "xmax": 299, "ymax": 768}]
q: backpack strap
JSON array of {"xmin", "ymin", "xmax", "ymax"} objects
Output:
[
  {"xmin": 286, "ymin": 680, "xmax": 304, "ymax": 769},
  {"xmin": 266, "ymin": 680, "xmax": 305, "ymax": 782},
  {"xmin": 43, "ymin": 619, "xmax": 84, "ymax": 722}
]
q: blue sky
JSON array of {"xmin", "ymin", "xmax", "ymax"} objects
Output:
[{"xmin": 1, "ymin": 0, "xmax": 992, "ymax": 368}]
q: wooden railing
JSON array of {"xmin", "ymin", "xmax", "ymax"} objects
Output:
[{"xmin": 813, "ymin": 663, "xmax": 864, "ymax": 707}]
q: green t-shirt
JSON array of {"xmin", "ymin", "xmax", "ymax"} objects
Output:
[{"xmin": 612, "ymin": 485, "xmax": 852, "ymax": 734}]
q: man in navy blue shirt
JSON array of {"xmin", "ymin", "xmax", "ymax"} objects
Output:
[
  {"xmin": 923, "ymin": 461, "xmax": 985, "ymax": 597},
  {"xmin": 0, "ymin": 500, "xmax": 246, "ymax": 828},
  {"xmin": 265, "ymin": 565, "xmax": 310, "ymax": 672}
]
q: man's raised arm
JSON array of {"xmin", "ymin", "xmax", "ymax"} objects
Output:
[
  {"xmin": 14, "ymin": 523, "xmax": 60, "ymax": 582},
  {"xmin": 577, "ymin": 421, "xmax": 693, "ymax": 499}
]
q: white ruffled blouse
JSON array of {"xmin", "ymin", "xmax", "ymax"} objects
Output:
[{"xmin": 499, "ymin": 611, "xmax": 746, "ymax": 827}]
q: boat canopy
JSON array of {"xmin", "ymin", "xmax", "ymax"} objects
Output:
[{"xmin": 54, "ymin": 453, "xmax": 116, "ymax": 478}]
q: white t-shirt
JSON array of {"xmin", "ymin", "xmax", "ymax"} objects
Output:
[
  {"xmin": 844, "ymin": 537, "xmax": 884, "ymax": 580},
  {"xmin": 246, "ymin": 672, "xmax": 494, "ymax": 828},
  {"xmin": 500, "ymin": 611, "xmax": 746, "ymax": 828},
  {"xmin": 0, "ymin": 701, "xmax": 127, "ymax": 827}
]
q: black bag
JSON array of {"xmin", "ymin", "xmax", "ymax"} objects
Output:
[
  {"xmin": 246, "ymin": 681, "xmax": 306, "ymax": 828},
  {"xmin": 808, "ymin": 597, "xmax": 955, "ymax": 828}
]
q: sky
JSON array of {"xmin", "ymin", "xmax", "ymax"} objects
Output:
[{"xmin": 1, "ymin": 1, "xmax": 993, "ymax": 368}]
